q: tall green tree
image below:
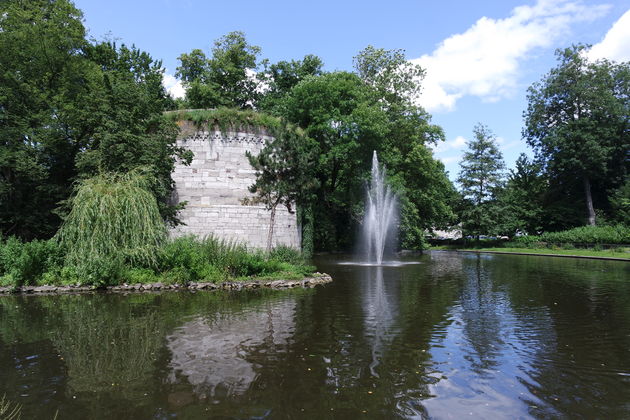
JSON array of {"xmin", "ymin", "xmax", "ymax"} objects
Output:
[
  {"xmin": 275, "ymin": 48, "xmax": 455, "ymax": 250},
  {"xmin": 498, "ymin": 154, "xmax": 546, "ymax": 235},
  {"xmin": 280, "ymin": 72, "xmax": 385, "ymax": 250},
  {"xmin": 77, "ymin": 41, "xmax": 190, "ymax": 225},
  {"xmin": 246, "ymin": 123, "xmax": 318, "ymax": 253},
  {"xmin": 353, "ymin": 46, "xmax": 455, "ymax": 247},
  {"xmin": 0, "ymin": 0, "xmax": 99, "ymax": 239},
  {"xmin": 523, "ymin": 45, "xmax": 629, "ymax": 226},
  {"xmin": 457, "ymin": 124, "xmax": 506, "ymax": 239},
  {"xmin": 353, "ymin": 45, "xmax": 425, "ymax": 110},
  {"xmin": 176, "ymin": 31, "xmax": 261, "ymax": 109},
  {"xmin": 0, "ymin": 0, "xmax": 190, "ymax": 239},
  {"xmin": 258, "ymin": 55, "xmax": 324, "ymax": 113},
  {"xmin": 609, "ymin": 178, "xmax": 630, "ymax": 225}
]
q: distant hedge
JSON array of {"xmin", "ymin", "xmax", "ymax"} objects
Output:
[{"xmin": 512, "ymin": 225, "xmax": 630, "ymax": 246}]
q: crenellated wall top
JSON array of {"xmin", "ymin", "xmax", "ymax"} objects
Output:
[{"xmin": 181, "ymin": 130, "xmax": 272, "ymax": 145}]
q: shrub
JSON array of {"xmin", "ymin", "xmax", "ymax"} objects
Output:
[
  {"xmin": 123, "ymin": 268, "xmax": 159, "ymax": 284},
  {"xmin": 512, "ymin": 225, "xmax": 630, "ymax": 246},
  {"xmin": 158, "ymin": 236, "xmax": 222, "ymax": 281},
  {"xmin": 539, "ymin": 225, "xmax": 629, "ymax": 244},
  {"xmin": 0, "ymin": 232, "xmax": 314, "ymax": 288},
  {"xmin": 40, "ymin": 265, "xmax": 81, "ymax": 286},
  {"xmin": 269, "ymin": 245, "xmax": 306, "ymax": 266},
  {"xmin": 0, "ymin": 237, "xmax": 64, "ymax": 287},
  {"xmin": 160, "ymin": 266, "xmax": 192, "ymax": 285},
  {"xmin": 73, "ymin": 255, "xmax": 124, "ymax": 287}
]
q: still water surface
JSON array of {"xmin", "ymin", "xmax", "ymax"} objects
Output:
[{"xmin": 1, "ymin": 251, "xmax": 629, "ymax": 419}]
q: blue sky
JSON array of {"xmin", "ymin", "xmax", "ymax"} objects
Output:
[{"xmin": 74, "ymin": 0, "xmax": 630, "ymax": 180}]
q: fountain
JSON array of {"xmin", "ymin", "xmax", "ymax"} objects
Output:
[{"xmin": 362, "ymin": 151, "xmax": 397, "ymax": 265}]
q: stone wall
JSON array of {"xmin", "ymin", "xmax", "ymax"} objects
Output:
[{"xmin": 170, "ymin": 121, "xmax": 300, "ymax": 249}]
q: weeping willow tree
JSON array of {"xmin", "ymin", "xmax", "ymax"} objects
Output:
[
  {"xmin": 57, "ymin": 170, "xmax": 166, "ymax": 270},
  {"xmin": 52, "ymin": 304, "xmax": 162, "ymax": 399}
]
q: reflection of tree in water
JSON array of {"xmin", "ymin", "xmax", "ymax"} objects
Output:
[
  {"xmin": 1, "ymin": 290, "xmax": 315, "ymax": 419},
  {"xmin": 422, "ymin": 253, "xmax": 542, "ymax": 419},
  {"xmin": 52, "ymin": 303, "xmax": 162, "ymax": 397},
  {"xmin": 166, "ymin": 298, "xmax": 297, "ymax": 398},
  {"xmin": 457, "ymin": 254, "xmax": 506, "ymax": 376}
]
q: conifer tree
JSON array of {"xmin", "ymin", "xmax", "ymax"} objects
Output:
[{"xmin": 457, "ymin": 124, "xmax": 506, "ymax": 239}]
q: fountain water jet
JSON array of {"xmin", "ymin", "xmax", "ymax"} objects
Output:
[{"xmin": 362, "ymin": 151, "xmax": 397, "ymax": 264}]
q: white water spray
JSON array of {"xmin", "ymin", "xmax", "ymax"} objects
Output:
[{"xmin": 363, "ymin": 151, "xmax": 397, "ymax": 264}]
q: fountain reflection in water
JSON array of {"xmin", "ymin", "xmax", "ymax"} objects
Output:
[
  {"xmin": 362, "ymin": 151, "xmax": 397, "ymax": 265},
  {"xmin": 363, "ymin": 267, "xmax": 397, "ymax": 376}
]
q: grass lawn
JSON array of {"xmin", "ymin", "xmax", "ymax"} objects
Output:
[{"xmin": 453, "ymin": 247, "xmax": 630, "ymax": 260}]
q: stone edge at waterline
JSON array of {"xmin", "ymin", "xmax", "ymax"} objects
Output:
[{"xmin": 0, "ymin": 273, "xmax": 333, "ymax": 296}]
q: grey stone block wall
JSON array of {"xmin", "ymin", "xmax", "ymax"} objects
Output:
[{"xmin": 170, "ymin": 122, "xmax": 300, "ymax": 249}]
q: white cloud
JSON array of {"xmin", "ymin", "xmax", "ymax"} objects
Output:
[
  {"xmin": 433, "ymin": 135, "xmax": 522, "ymax": 170},
  {"xmin": 433, "ymin": 136, "xmax": 468, "ymax": 168},
  {"xmin": 587, "ymin": 9, "xmax": 630, "ymax": 62},
  {"xmin": 412, "ymin": 0, "xmax": 610, "ymax": 112},
  {"xmin": 247, "ymin": 68, "xmax": 270, "ymax": 94},
  {"xmin": 439, "ymin": 155, "xmax": 461, "ymax": 165},
  {"xmin": 163, "ymin": 72, "xmax": 185, "ymax": 99},
  {"xmin": 433, "ymin": 135, "xmax": 467, "ymax": 153}
]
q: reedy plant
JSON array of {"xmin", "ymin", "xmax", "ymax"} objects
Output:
[{"xmin": 0, "ymin": 395, "xmax": 21, "ymax": 420}]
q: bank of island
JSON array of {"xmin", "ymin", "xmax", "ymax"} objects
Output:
[{"xmin": 0, "ymin": 110, "xmax": 332, "ymax": 294}]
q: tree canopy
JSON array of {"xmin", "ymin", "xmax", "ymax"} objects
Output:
[
  {"xmin": 176, "ymin": 31, "xmax": 262, "ymax": 109},
  {"xmin": 0, "ymin": 0, "xmax": 187, "ymax": 239},
  {"xmin": 523, "ymin": 45, "xmax": 629, "ymax": 226}
]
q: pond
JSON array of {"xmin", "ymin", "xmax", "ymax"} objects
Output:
[{"xmin": 1, "ymin": 251, "xmax": 629, "ymax": 419}]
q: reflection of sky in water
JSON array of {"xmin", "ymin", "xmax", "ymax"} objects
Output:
[
  {"xmin": 424, "ymin": 255, "xmax": 558, "ymax": 419},
  {"xmin": 166, "ymin": 299, "xmax": 296, "ymax": 397}
]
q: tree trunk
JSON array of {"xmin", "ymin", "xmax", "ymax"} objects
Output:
[
  {"xmin": 583, "ymin": 176, "xmax": 596, "ymax": 226},
  {"xmin": 266, "ymin": 204, "xmax": 277, "ymax": 254}
]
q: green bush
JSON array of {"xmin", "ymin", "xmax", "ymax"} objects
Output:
[
  {"xmin": 0, "ymin": 237, "xmax": 64, "ymax": 287},
  {"xmin": 123, "ymin": 268, "xmax": 159, "ymax": 284},
  {"xmin": 269, "ymin": 245, "xmax": 306, "ymax": 265},
  {"xmin": 73, "ymin": 255, "xmax": 123, "ymax": 287},
  {"xmin": 40, "ymin": 265, "xmax": 82, "ymax": 286},
  {"xmin": 512, "ymin": 225, "xmax": 630, "ymax": 246},
  {"xmin": 542, "ymin": 225, "xmax": 629, "ymax": 244},
  {"xmin": 160, "ymin": 266, "xmax": 193, "ymax": 285},
  {"xmin": 158, "ymin": 236, "xmax": 313, "ymax": 281},
  {"xmin": 158, "ymin": 236, "xmax": 230, "ymax": 282}
]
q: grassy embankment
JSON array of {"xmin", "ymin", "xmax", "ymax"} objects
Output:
[
  {"xmin": 0, "ymin": 235, "xmax": 315, "ymax": 289},
  {"xmin": 455, "ymin": 247, "xmax": 629, "ymax": 259},
  {"xmin": 431, "ymin": 225, "xmax": 630, "ymax": 260}
]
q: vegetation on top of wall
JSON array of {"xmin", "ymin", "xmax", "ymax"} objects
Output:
[{"xmin": 164, "ymin": 108, "xmax": 303, "ymax": 135}]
